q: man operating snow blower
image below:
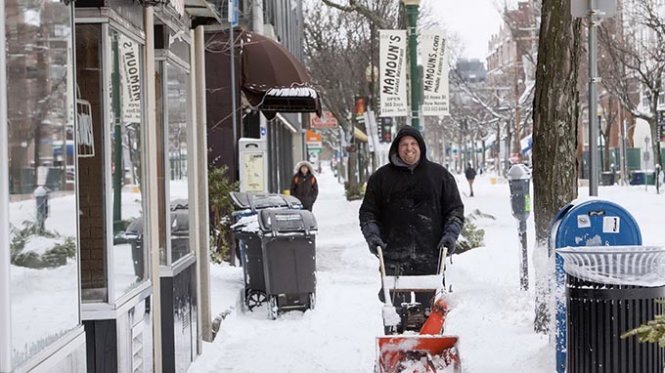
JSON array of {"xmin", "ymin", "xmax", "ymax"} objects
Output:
[
  {"xmin": 360, "ymin": 126, "xmax": 465, "ymax": 372},
  {"xmin": 359, "ymin": 125, "xmax": 465, "ymax": 333}
]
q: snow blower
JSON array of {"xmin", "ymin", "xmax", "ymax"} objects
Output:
[{"xmin": 375, "ymin": 247, "xmax": 461, "ymax": 373}]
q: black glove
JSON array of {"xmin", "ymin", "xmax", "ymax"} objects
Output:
[
  {"xmin": 361, "ymin": 222, "xmax": 386, "ymax": 256},
  {"xmin": 439, "ymin": 217, "xmax": 463, "ymax": 256},
  {"xmin": 438, "ymin": 234, "xmax": 457, "ymax": 256}
]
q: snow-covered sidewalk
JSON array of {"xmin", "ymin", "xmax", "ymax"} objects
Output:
[{"xmin": 189, "ymin": 167, "xmax": 665, "ymax": 373}]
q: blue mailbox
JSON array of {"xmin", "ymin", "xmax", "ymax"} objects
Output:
[{"xmin": 549, "ymin": 199, "xmax": 642, "ymax": 373}]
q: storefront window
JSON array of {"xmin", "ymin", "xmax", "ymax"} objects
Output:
[
  {"xmin": 166, "ymin": 62, "xmax": 190, "ymax": 264},
  {"xmin": 109, "ymin": 29, "xmax": 147, "ymax": 300},
  {"xmin": 5, "ymin": 1, "xmax": 79, "ymax": 368}
]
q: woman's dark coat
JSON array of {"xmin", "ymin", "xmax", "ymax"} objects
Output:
[{"xmin": 290, "ymin": 161, "xmax": 318, "ymax": 211}]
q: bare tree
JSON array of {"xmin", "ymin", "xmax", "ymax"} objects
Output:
[
  {"xmin": 304, "ymin": 0, "xmax": 399, "ymax": 194},
  {"xmin": 598, "ymin": 0, "xmax": 665, "ymax": 169},
  {"xmin": 445, "ymin": 69, "xmax": 504, "ymax": 172}
]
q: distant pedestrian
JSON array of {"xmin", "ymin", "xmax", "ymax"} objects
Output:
[
  {"xmin": 290, "ymin": 161, "xmax": 319, "ymax": 211},
  {"xmin": 465, "ymin": 162, "xmax": 477, "ymax": 197}
]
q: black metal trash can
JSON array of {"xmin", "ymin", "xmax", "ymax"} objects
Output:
[
  {"xmin": 257, "ymin": 208, "xmax": 317, "ymax": 319},
  {"xmin": 230, "ymin": 192, "xmax": 302, "ymax": 311},
  {"xmin": 558, "ymin": 247, "xmax": 665, "ymax": 373},
  {"xmin": 124, "ymin": 199, "xmax": 190, "ymax": 277},
  {"xmin": 169, "ymin": 200, "xmax": 190, "ymax": 262},
  {"xmin": 567, "ymin": 277, "xmax": 665, "ymax": 372}
]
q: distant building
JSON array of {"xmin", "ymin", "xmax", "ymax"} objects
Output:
[
  {"xmin": 485, "ymin": 0, "xmax": 538, "ymax": 163},
  {"xmin": 455, "ymin": 59, "xmax": 487, "ymax": 83}
]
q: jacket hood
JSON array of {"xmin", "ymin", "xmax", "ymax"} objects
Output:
[
  {"xmin": 294, "ymin": 160, "xmax": 316, "ymax": 175},
  {"xmin": 388, "ymin": 126, "xmax": 427, "ymax": 166}
]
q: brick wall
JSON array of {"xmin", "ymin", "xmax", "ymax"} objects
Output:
[{"xmin": 76, "ymin": 24, "xmax": 108, "ymax": 296}]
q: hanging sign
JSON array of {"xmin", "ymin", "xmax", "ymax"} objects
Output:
[
  {"xmin": 379, "ymin": 30, "xmax": 408, "ymax": 117},
  {"xmin": 420, "ymin": 30, "xmax": 449, "ymax": 116},
  {"xmin": 119, "ymin": 35, "xmax": 142, "ymax": 124},
  {"xmin": 310, "ymin": 111, "xmax": 339, "ymax": 129}
]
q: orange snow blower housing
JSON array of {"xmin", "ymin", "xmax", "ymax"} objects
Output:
[{"xmin": 375, "ymin": 247, "xmax": 461, "ymax": 373}]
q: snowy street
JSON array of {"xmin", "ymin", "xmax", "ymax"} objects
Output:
[{"xmin": 188, "ymin": 166, "xmax": 665, "ymax": 373}]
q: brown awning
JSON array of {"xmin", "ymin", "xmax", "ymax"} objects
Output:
[{"xmin": 240, "ymin": 30, "xmax": 321, "ymax": 119}]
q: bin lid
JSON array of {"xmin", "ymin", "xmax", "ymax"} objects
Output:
[
  {"xmin": 170, "ymin": 199, "xmax": 188, "ymax": 211},
  {"xmin": 258, "ymin": 208, "xmax": 317, "ymax": 235},
  {"xmin": 556, "ymin": 246, "xmax": 665, "ymax": 286},
  {"xmin": 552, "ymin": 199, "xmax": 642, "ymax": 248},
  {"xmin": 125, "ymin": 217, "xmax": 144, "ymax": 237},
  {"xmin": 124, "ymin": 207, "xmax": 189, "ymax": 236},
  {"xmin": 230, "ymin": 192, "xmax": 302, "ymax": 211}
]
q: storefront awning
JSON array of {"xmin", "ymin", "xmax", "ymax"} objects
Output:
[{"xmin": 240, "ymin": 30, "xmax": 321, "ymax": 120}]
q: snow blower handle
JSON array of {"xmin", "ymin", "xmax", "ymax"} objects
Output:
[
  {"xmin": 377, "ymin": 246, "xmax": 401, "ymax": 327},
  {"xmin": 377, "ymin": 246, "xmax": 392, "ymax": 306},
  {"xmin": 437, "ymin": 246, "xmax": 449, "ymax": 275}
]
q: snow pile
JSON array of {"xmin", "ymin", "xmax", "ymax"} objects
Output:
[{"xmin": 231, "ymin": 213, "xmax": 260, "ymax": 233}]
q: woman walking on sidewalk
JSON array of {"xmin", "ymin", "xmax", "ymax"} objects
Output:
[{"xmin": 290, "ymin": 161, "xmax": 319, "ymax": 211}]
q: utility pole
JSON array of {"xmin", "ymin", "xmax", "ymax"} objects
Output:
[
  {"xmin": 572, "ymin": 0, "xmax": 616, "ymax": 195},
  {"xmin": 513, "ymin": 45, "xmax": 522, "ymax": 163},
  {"xmin": 402, "ymin": 0, "xmax": 421, "ymax": 131},
  {"xmin": 587, "ymin": 0, "xmax": 600, "ymax": 196}
]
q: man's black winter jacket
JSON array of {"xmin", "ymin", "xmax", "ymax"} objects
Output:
[{"xmin": 359, "ymin": 126, "xmax": 464, "ymax": 274}]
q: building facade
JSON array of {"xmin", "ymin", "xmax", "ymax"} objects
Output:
[
  {"xmin": 205, "ymin": 0, "xmax": 316, "ymax": 195},
  {"xmin": 486, "ymin": 0, "xmax": 538, "ymax": 165},
  {"xmin": 1, "ymin": 1, "xmax": 220, "ymax": 372}
]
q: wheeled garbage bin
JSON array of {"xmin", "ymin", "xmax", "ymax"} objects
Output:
[
  {"xmin": 557, "ymin": 246, "xmax": 665, "ymax": 373},
  {"xmin": 230, "ymin": 192, "xmax": 302, "ymax": 311},
  {"xmin": 257, "ymin": 208, "xmax": 317, "ymax": 319}
]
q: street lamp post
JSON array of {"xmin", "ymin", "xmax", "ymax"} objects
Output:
[{"xmin": 402, "ymin": 0, "xmax": 421, "ymax": 131}]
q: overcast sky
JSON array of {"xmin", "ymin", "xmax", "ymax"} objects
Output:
[{"xmin": 424, "ymin": 0, "xmax": 509, "ymax": 63}]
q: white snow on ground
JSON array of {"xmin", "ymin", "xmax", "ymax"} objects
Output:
[{"xmin": 188, "ymin": 167, "xmax": 665, "ymax": 373}]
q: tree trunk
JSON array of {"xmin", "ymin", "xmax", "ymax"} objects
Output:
[
  {"xmin": 532, "ymin": 0, "xmax": 582, "ymax": 333},
  {"xmin": 348, "ymin": 149, "xmax": 358, "ymax": 189},
  {"xmin": 533, "ymin": 0, "xmax": 582, "ymax": 251}
]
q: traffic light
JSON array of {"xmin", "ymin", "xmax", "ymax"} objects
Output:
[{"xmin": 379, "ymin": 117, "xmax": 393, "ymax": 143}]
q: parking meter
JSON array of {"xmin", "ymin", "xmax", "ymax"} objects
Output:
[
  {"xmin": 507, "ymin": 164, "xmax": 531, "ymax": 290},
  {"xmin": 34, "ymin": 185, "xmax": 49, "ymax": 232}
]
